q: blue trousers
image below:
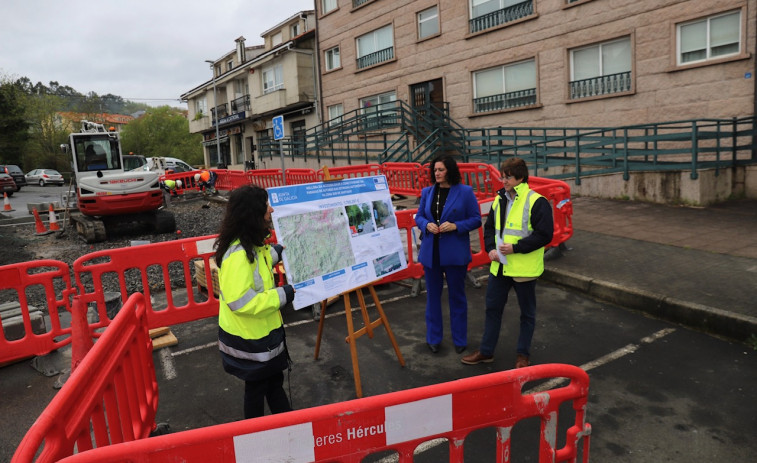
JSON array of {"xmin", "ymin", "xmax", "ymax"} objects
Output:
[
  {"xmin": 479, "ymin": 274, "xmax": 537, "ymax": 357},
  {"xmin": 423, "ymin": 264, "xmax": 468, "ymax": 347}
]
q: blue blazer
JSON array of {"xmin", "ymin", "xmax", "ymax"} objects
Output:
[{"xmin": 415, "ymin": 183, "xmax": 482, "ymax": 267}]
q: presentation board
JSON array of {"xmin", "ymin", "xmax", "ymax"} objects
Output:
[{"xmin": 269, "ymin": 175, "xmax": 407, "ymax": 310}]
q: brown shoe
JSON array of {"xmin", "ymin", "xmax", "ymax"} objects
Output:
[
  {"xmin": 461, "ymin": 350, "xmax": 494, "ymax": 365},
  {"xmin": 515, "ymin": 354, "xmax": 530, "ymax": 369}
]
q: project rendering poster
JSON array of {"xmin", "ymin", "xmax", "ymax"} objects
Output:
[{"xmin": 269, "ymin": 175, "xmax": 407, "ymax": 310}]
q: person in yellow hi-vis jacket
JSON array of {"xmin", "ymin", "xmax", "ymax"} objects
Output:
[
  {"xmin": 462, "ymin": 157, "xmax": 553, "ymax": 369},
  {"xmin": 214, "ymin": 185, "xmax": 295, "ymax": 419}
]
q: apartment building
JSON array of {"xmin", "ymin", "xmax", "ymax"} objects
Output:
[
  {"xmin": 181, "ymin": 11, "xmax": 318, "ymax": 170},
  {"xmin": 315, "ymin": 0, "xmax": 755, "ymax": 130}
]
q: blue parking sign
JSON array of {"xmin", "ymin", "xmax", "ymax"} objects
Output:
[{"xmin": 273, "ymin": 115, "xmax": 285, "ymax": 140}]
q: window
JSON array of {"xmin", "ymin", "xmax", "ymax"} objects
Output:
[
  {"xmin": 418, "ymin": 6, "xmax": 439, "ymax": 40},
  {"xmin": 227, "ymin": 60, "xmax": 233, "ymax": 71},
  {"xmin": 262, "ymin": 64, "xmax": 284, "ymax": 94},
  {"xmin": 356, "ymin": 25, "xmax": 394, "ymax": 69},
  {"xmin": 678, "ymin": 10, "xmax": 740, "ymax": 65},
  {"xmin": 327, "ymin": 104, "xmax": 343, "ymax": 125},
  {"xmin": 195, "ymin": 98, "xmax": 207, "ymax": 117},
  {"xmin": 272, "ymin": 31, "xmax": 283, "ymax": 47},
  {"xmin": 291, "ymin": 23, "xmax": 301, "ymax": 38},
  {"xmin": 325, "ymin": 46, "xmax": 341, "ymax": 71},
  {"xmin": 570, "ymin": 37, "xmax": 632, "ymax": 99},
  {"xmin": 322, "ymin": 0, "xmax": 337, "ymax": 14},
  {"xmin": 473, "ymin": 59, "xmax": 536, "ymax": 113},
  {"xmin": 359, "ymin": 91, "xmax": 398, "ymax": 130},
  {"xmin": 469, "ymin": 0, "xmax": 534, "ymax": 34},
  {"xmin": 291, "ymin": 120, "xmax": 306, "ymax": 155}
]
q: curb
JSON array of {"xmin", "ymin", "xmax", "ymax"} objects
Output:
[{"xmin": 542, "ymin": 267, "xmax": 757, "ymax": 344}]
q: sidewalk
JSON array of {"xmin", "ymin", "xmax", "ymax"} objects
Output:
[{"xmin": 543, "ymin": 196, "xmax": 757, "ymax": 344}]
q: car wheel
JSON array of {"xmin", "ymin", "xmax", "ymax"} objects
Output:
[
  {"xmin": 6, "ymin": 191, "xmax": 12, "ymax": 197},
  {"xmin": 39, "ymin": 180, "xmax": 45, "ymax": 187}
]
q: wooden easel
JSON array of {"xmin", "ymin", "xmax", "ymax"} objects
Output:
[
  {"xmin": 313, "ymin": 283, "xmax": 405, "ymax": 398},
  {"xmin": 312, "ymin": 166, "xmax": 405, "ymax": 398}
]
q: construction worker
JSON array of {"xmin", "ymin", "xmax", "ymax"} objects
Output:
[
  {"xmin": 195, "ymin": 169, "xmax": 217, "ymax": 195},
  {"xmin": 161, "ymin": 178, "xmax": 182, "ymax": 197},
  {"xmin": 214, "ymin": 185, "xmax": 295, "ymax": 419}
]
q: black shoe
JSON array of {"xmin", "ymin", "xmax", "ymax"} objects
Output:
[
  {"xmin": 455, "ymin": 345, "xmax": 467, "ymax": 354},
  {"xmin": 427, "ymin": 343, "xmax": 440, "ymax": 353}
]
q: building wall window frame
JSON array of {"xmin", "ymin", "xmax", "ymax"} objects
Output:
[
  {"xmin": 262, "ymin": 63, "xmax": 284, "ymax": 94},
  {"xmin": 322, "ymin": 0, "xmax": 338, "ymax": 14},
  {"xmin": 195, "ymin": 98, "xmax": 207, "ymax": 118},
  {"xmin": 325, "ymin": 46, "xmax": 341, "ymax": 71},
  {"xmin": 328, "ymin": 103, "xmax": 344, "ymax": 125},
  {"xmin": 677, "ymin": 9, "xmax": 741, "ymax": 66},
  {"xmin": 473, "ymin": 59, "xmax": 537, "ymax": 113},
  {"xmin": 272, "ymin": 31, "xmax": 283, "ymax": 47},
  {"xmin": 356, "ymin": 25, "xmax": 395, "ymax": 69},
  {"xmin": 418, "ymin": 5, "xmax": 440, "ymax": 40},
  {"xmin": 359, "ymin": 91, "xmax": 398, "ymax": 130},
  {"xmin": 353, "ymin": 0, "xmax": 375, "ymax": 9},
  {"xmin": 291, "ymin": 23, "xmax": 301, "ymax": 38},
  {"xmin": 231, "ymin": 94, "xmax": 251, "ymax": 113},
  {"xmin": 469, "ymin": 0, "xmax": 534, "ymax": 34},
  {"xmin": 569, "ymin": 36, "xmax": 632, "ymax": 100}
]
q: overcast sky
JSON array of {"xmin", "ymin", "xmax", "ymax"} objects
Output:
[{"xmin": 0, "ymin": 0, "xmax": 315, "ymax": 108}]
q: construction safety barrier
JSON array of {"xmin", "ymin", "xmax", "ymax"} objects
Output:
[
  {"xmin": 0, "ymin": 260, "xmax": 74, "ymax": 365},
  {"xmin": 51, "ymin": 364, "xmax": 589, "ymax": 463},
  {"xmin": 12, "ymin": 293, "xmax": 159, "ymax": 463}
]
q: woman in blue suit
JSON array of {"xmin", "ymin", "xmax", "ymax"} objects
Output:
[{"xmin": 415, "ymin": 155, "xmax": 482, "ymax": 354}]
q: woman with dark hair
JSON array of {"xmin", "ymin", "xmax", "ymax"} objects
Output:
[
  {"xmin": 215, "ymin": 185, "xmax": 295, "ymax": 419},
  {"xmin": 415, "ymin": 155, "xmax": 482, "ymax": 354}
]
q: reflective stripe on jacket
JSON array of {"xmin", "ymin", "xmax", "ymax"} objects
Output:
[{"xmin": 489, "ymin": 182, "xmax": 546, "ymax": 277}]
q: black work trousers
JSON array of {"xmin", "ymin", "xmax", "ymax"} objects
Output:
[{"xmin": 243, "ymin": 371, "xmax": 291, "ymax": 419}]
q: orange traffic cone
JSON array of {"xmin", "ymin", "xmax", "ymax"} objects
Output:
[
  {"xmin": 32, "ymin": 208, "xmax": 52, "ymax": 236},
  {"xmin": 70, "ymin": 296, "xmax": 94, "ymax": 373},
  {"xmin": 2, "ymin": 192, "xmax": 13, "ymax": 212},
  {"xmin": 48, "ymin": 204, "xmax": 60, "ymax": 231}
]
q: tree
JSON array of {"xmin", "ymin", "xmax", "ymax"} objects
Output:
[
  {"xmin": 25, "ymin": 93, "xmax": 73, "ymax": 172},
  {"xmin": 0, "ymin": 76, "xmax": 30, "ymax": 166},
  {"xmin": 120, "ymin": 106, "xmax": 202, "ymax": 164}
]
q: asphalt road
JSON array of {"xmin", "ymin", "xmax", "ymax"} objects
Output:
[
  {"xmin": 1, "ymin": 184, "xmax": 71, "ymax": 221},
  {"xmin": 2, "ymin": 270, "xmax": 754, "ymax": 462}
]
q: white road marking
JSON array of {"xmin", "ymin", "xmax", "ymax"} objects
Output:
[{"xmin": 159, "ymin": 347, "xmax": 177, "ymax": 380}]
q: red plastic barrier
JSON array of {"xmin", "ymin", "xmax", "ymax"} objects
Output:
[
  {"xmin": 246, "ymin": 168, "xmax": 286, "ymax": 189},
  {"xmin": 72, "ymin": 235, "xmax": 220, "ymax": 330},
  {"xmin": 57, "ymin": 364, "xmax": 590, "ymax": 463},
  {"xmin": 317, "ymin": 163, "xmax": 382, "ymax": 181},
  {"xmin": 0, "ymin": 260, "xmax": 74, "ymax": 364},
  {"xmin": 12, "ymin": 293, "xmax": 158, "ymax": 463},
  {"xmin": 380, "ymin": 162, "xmax": 424, "ymax": 196},
  {"xmin": 285, "ymin": 168, "xmax": 318, "ymax": 185}
]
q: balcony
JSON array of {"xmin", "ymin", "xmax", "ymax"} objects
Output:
[
  {"xmin": 473, "ymin": 88, "xmax": 537, "ymax": 113},
  {"xmin": 569, "ymin": 71, "xmax": 632, "ymax": 100},
  {"xmin": 231, "ymin": 95, "xmax": 251, "ymax": 113},
  {"xmin": 356, "ymin": 47, "xmax": 394, "ymax": 70},
  {"xmin": 469, "ymin": 0, "xmax": 533, "ymax": 34},
  {"xmin": 210, "ymin": 104, "xmax": 228, "ymax": 126}
]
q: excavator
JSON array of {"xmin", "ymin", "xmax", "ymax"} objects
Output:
[{"xmin": 60, "ymin": 120, "xmax": 176, "ymax": 243}]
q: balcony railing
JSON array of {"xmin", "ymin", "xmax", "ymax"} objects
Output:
[
  {"xmin": 210, "ymin": 104, "xmax": 228, "ymax": 124},
  {"xmin": 357, "ymin": 47, "xmax": 394, "ymax": 69},
  {"xmin": 352, "ymin": 0, "xmax": 373, "ymax": 7},
  {"xmin": 473, "ymin": 88, "xmax": 537, "ymax": 113},
  {"xmin": 569, "ymin": 71, "xmax": 632, "ymax": 100},
  {"xmin": 231, "ymin": 95, "xmax": 250, "ymax": 113},
  {"xmin": 470, "ymin": 0, "xmax": 533, "ymax": 34}
]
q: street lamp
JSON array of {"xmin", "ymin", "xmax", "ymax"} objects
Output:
[{"xmin": 204, "ymin": 60, "xmax": 222, "ymax": 167}]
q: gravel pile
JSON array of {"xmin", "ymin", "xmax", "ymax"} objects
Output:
[{"xmin": 0, "ymin": 194, "xmax": 228, "ymax": 310}]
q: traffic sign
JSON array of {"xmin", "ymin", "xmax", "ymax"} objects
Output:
[{"xmin": 273, "ymin": 115, "xmax": 285, "ymax": 140}]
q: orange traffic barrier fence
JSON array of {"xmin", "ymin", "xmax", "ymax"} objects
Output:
[
  {"xmin": 12, "ymin": 293, "xmax": 159, "ymax": 463},
  {"xmin": 72, "ymin": 235, "xmax": 220, "ymax": 330},
  {"xmin": 246, "ymin": 168, "xmax": 287, "ymax": 189},
  {"xmin": 285, "ymin": 168, "xmax": 319, "ymax": 185},
  {"xmin": 54, "ymin": 364, "xmax": 590, "ymax": 463},
  {"xmin": 317, "ymin": 163, "xmax": 383, "ymax": 181},
  {"xmin": 380, "ymin": 162, "xmax": 425, "ymax": 196},
  {"xmin": 0, "ymin": 260, "xmax": 74, "ymax": 365}
]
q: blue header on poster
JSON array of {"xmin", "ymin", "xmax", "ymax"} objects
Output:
[{"xmin": 268, "ymin": 175, "xmax": 389, "ymax": 206}]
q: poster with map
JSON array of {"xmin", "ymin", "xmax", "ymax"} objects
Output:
[{"xmin": 269, "ymin": 176, "xmax": 407, "ymax": 310}]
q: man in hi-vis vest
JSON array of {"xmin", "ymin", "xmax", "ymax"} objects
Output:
[{"xmin": 462, "ymin": 157, "xmax": 553, "ymax": 369}]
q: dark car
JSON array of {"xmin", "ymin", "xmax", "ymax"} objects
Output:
[
  {"xmin": 0, "ymin": 173, "xmax": 16, "ymax": 197},
  {"xmin": 0, "ymin": 164, "xmax": 26, "ymax": 190},
  {"xmin": 25, "ymin": 169, "xmax": 65, "ymax": 187}
]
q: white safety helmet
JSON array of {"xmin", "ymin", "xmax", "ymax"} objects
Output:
[
  {"xmin": 194, "ymin": 173, "xmax": 201, "ymax": 182},
  {"xmin": 176, "ymin": 180, "xmax": 183, "ymax": 188}
]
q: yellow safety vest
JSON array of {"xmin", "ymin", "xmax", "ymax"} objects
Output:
[
  {"xmin": 489, "ymin": 182, "xmax": 546, "ymax": 277},
  {"xmin": 217, "ymin": 240, "xmax": 284, "ymax": 341}
]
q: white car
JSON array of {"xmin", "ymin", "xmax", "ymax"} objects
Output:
[{"xmin": 26, "ymin": 169, "xmax": 65, "ymax": 186}]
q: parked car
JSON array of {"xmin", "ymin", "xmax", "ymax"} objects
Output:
[
  {"xmin": 123, "ymin": 154, "xmax": 147, "ymax": 171},
  {"xmin": 0, "ymin": 173, "xmax": 16, "ymax": 196},
  {"xmin": 0, "ymin": 164, "xmax": 26, "ymax": 190},
  {"xmin": 137, "ymin": 157, "xmax": 196, "ymax": 174},
  {"xmin": 25, "ymin": 169, "xmax": 65, "ymax": 186}
]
